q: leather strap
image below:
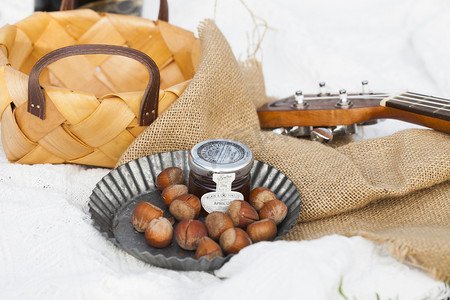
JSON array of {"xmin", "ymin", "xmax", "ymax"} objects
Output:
[
  {"xmin": 59, "ymin": 0, "xmax": 169, "ymax": 22},
  {"xmin": 158, "ymin": 0, "xmax": 169, "ymax": 22},
  {"xmin": 28, "ymin": 44, "xmax": 160, "ymax": 126},
  {"xmin": 59, "ymin": 0, "xmax": 74, "ymax": 11}
]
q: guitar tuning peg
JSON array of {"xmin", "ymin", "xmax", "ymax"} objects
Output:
[
  {"xmin": 361, "ymin": 80, "xmax": 370, "ymax": 94},
  {"xmin": 336, "ymin": 89, "xmax": 352, "ymax": 108},
  {"xmin": 288, "ymin": 126, "xmax": 312, "ymax": 137},
  {"xmin": 310, "ymin": 128, "xmax": 333, "ymax": 143},
  {"xmin": 291, "ymin": 90, "xmax": 308, "ymax": 109},
  {"xmin": 319, "ymin": 81, "xmax": 327, "ymax": 96},
  {"xmin": 333, "ymin": 124, "xmax": 357, "ymax": 135},
  {"xmin": 272, "ymin": 128, "xmax": 289, "ymax": 135},
  {"xmin": 273, "ymin": 126, "xmax": 312, "ymax": 137}
]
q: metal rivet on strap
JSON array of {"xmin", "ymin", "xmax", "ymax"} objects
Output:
[
  {"xmin": 31, "ymin": 104, "xmax": 35, "ymax": 108},
  {"xmin": 36, "ymin": 105, "xmax": 40, "ymax": 109}
]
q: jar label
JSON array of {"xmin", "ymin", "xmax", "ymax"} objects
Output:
[
  {"xmin": 200, "ymin": 173, "xmax": 243, "ymax": 213},
  {"xmin": 201, "ymin": 191, "xmax": 244, "ymax": 213},
  {"xmin": 212, "ymin": 173, "xmax": 234, "ymax": 192}
]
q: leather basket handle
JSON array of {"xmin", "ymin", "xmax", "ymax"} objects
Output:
[
  {"xmin": 28, "ymin": 44, "xmax": 160, "ymax": 126},
  {"xmin": 59, "ymin": 0, "xmax": 169, "ymax": 22}
]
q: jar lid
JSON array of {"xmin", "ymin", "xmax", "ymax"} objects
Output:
[{"xmin": 188, "ymin": 139, "xmax": 254, "ymax": 177}]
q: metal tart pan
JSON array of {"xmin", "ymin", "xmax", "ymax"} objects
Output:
[{"xmin": 89, "ymin": 150, "xmax": 301, "ymax": 272}]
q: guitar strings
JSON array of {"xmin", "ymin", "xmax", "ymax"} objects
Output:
[
  {"xmin": 274, "ymin": 91, "xmax": 450, "ymax": 116},
  {"xmin": 394, "ymin": 94, "xmax": 450, "ymax": 110},
  {"xmin": 302, "ymin": 93, "xmax": 450, "ymax": 112},
  {"xmin": 301, "ymin": 94, "xmax": 391, "ymax": 101},
  {"xmin": 406, "ymin": 91, "xmax": 450, "ymax": 103},
  {"xmin": 388, "ymin": 98, "xmax": 450, "ymax": 113}
]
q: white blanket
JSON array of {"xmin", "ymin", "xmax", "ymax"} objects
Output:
[{"xmin": 1, "ymin": 0, "xmax": 449, "ymax": 299}]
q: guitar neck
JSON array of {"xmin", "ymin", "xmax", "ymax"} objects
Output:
[
  {"xmin": 257, "ymin": 91, "xmax": 450, "ymax": 134},
  {"xmin": 382, "ymin": 91, "xmax": 450, "ymax": 122}
]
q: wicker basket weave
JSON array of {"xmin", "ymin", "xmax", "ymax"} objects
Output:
[{"xmin": 0, "ymin": 4, "xmax": 200, "ymax": 168}]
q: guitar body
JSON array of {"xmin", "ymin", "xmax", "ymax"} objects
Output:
[{"xmin": 257, "ymin": 92, "xmax": 450, "ymax": 134}]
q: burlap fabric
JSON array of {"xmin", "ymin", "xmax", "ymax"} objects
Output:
[{"xmin": 118, "ymin": 20, "xmax": 450, "ymax": 282}]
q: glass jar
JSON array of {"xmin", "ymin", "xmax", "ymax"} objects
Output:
[{"xmin": 188, "ymin": 139, "xmax": 253, "ymax": 214}]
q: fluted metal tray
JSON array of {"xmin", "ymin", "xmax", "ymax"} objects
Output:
[{"xmin": 88, "ymin": 150, "xmax": 301, "ymax": 272}]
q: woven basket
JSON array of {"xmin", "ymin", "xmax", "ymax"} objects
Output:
[{"xmin": 0, "ymin": 1, "xmax": 200, "ymax": 168}]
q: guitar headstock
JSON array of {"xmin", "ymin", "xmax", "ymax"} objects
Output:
[
  {"xmin": 258, "ymin": 81, "xmax": 390, "ymax": 140},
  {"xmin": 257, "ymin": 81, "xmax": 450, "ymax": 140}
]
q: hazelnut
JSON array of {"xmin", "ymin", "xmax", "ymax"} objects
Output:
[
  {"xmin": 161, "ymin": 184, "xmax": 188, "ymax": 206},
  {"xmin": 155, "ymin": 167, "xmax": 185, "ymax": 190},
  {"xmin": 195, "ymin": 237, "xmax": 223, "ymax": 260},
  {"xmin": 226, "ymin": 200, "xmax": 259, "ymax": 229},
  {"xmin": 169, "ymin": 194, "xmax": 201, "ymax": 221},
  {"xmin": 131, "ymin": 201, "xmax": 164, "ymax": 232},
  {"xmin": 144, "ymin": 217, "xmax": 173, "ymax": 248},
  {"xmin": 246, "ymin": 218, "xmax": 277, "ymax": 242},
  {"xmin": 249, "ymin": 187, "xmax": 278, "ymax": 211},
  {"xmin": 219, "ymin": 227, "xmax": 252, "ymax": 254},
  {"xmin": 259, "ymin": 199, "xmax": 288, "ymax": 225},
  {"xmin": 174, "ymin": 219, "xmax": 207, "ymax": 250},
  {"xmin": 204, "ymin": 211, "xmax": 234, "ymax": 241}
]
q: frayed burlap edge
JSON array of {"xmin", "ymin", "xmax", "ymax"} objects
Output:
[{"xmin": 356, "ymin": 230, "xmax": 450, "ymax": 283}]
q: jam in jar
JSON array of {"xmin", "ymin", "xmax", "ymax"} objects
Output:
[{"xmin": 188, "ymin": 139, "xmax": 253, "ymax": 214}]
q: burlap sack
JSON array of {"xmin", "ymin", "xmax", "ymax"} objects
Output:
[{"xmin": 118, "ymin": 20, "xmax": 450, "ymax": 282}]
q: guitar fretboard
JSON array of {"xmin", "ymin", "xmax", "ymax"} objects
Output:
[{"xmin": 383, "ymin": 91, "xmax": 450, "ymax": 121}]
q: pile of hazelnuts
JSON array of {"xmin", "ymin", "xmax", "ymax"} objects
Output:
[{"xmin": 131, "ymin": 167, "xmax": 288, "ymax": 260}]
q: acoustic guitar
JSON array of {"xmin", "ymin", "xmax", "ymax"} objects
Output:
[{"xmin": 257, "ymin": 81, "xmax": 450, "ymax": 140}]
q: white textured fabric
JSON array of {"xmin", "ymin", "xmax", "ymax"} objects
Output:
[
  {"xmin": 1, "ymin": 0, "xmax": 450, "ymax": 299},
  {"xmin": 0, "ymin": 0, "xmax": 33, "ymax": 26}
]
